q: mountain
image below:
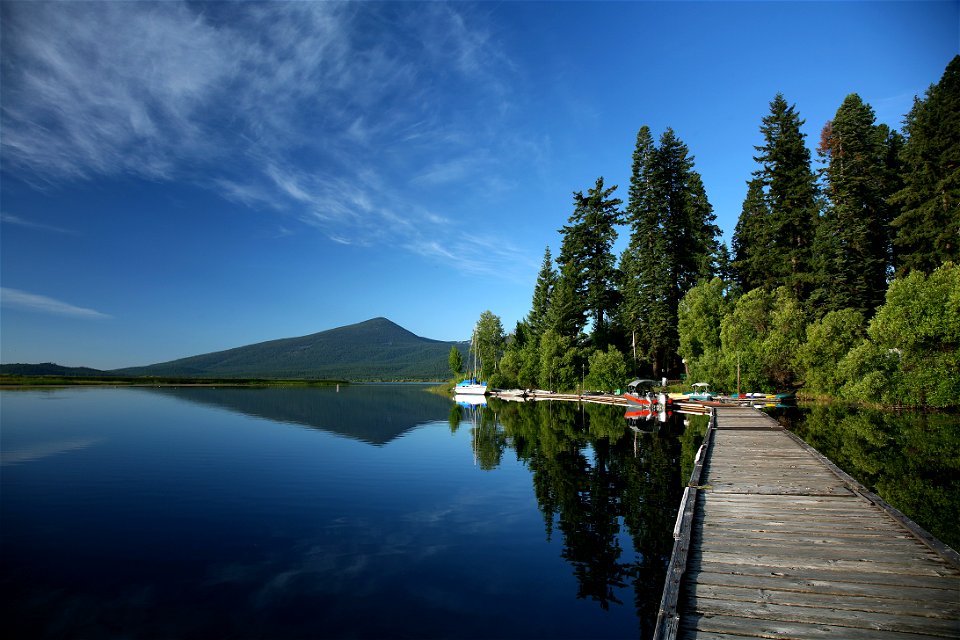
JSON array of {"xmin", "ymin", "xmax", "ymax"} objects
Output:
[
  {"xmin": 0, "ymin": 362, "xmax": 109, "ymax": 377},
  {"xmin": 114, "ymin": 317, "xmax": 467, "ymax": 380}
]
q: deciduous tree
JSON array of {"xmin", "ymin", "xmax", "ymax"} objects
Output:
[{"xmin": 448, "ymin": 345, "xmax": 463, "ymax": 380}]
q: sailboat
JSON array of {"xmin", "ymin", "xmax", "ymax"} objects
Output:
[{"xmin": 455, "ymin": 331, "xmax": 488, "ymax": 396}]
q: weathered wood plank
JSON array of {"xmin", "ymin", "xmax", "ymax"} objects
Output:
[
  {"xmin": 698, "ymin": 532, "xmax": 937, "ymax": 552},
  {"xmin": 679, "ymin": 613, "xmax": 951, "ymax": 639},
  {"xmin": 685, "ymin": 569, "xmax": 960, "ymax": 603},
  {"xmin": 694, "ymin": 539, "xmax": 945, "ymax": 564},
  {"xmin": 691, "ymin": 550, "xmax": 955, "ymax": 577},
  {"xmin": 687, "ymin": 560, "xmax": 960, "ymax": 589},
  {"xmin": 682, "ymin": 595, "xmax": 960, "ymax": 636},
  {"xmin": 695, "ymin": 517, "xmax": 908, "ymax": 534},
  {"xmin": 656, "ymin": 406, "xmax": 960, "ymax": 640},
  {"xmin": 684, "ymin": 582, "xmax": 960, "ymax": 618}
]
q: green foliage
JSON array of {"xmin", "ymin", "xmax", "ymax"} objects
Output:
[
  {"xmin": 677, "ymin": 277, "xmax": 733, "ymax": 386},
  {"xmin": 473, "ymin": 310, "xmax": 506, "ymax": 382},
  {"xmin": 813, "ymin": 94, "xmax": 896, "ymax": 317},
  {"xmin": 839, "ymin": 263, "xmax": 960, "ymax": 407},
  {"xmin": 750, "ymin": 93, "xmax": 820, "ymax": 302},
  {"xmin": 556, "ymin": 177, "xmax": 623, "ymax": 344},
  {"xmin": 732, "ymin": 177, "xmax": 771, "ymax": 292},
  {"xmin": 546, "ymin": 260, "xmax": 587, "ymax": 340},
  {"xmin": 528, "ymin": 246, "xmax": 557, "ymax": 340},
  {"xmin": 538, "ymin": 329, "xmax": 582, "ymax": 392},
  {"xmin": 763, "ymin": 289, "xmax": 807, "ymax": 388},
  {"xmin": 720, "ymin": 287, "xmax": 804, "ymax": 392},
  {"xmin": 720, "ymin": 287, "xmax": 774, "ymax": 391},
  {"xmin": 584, "ymin": 346, "xmax": 628, "ymax": 392},
  {"xmin": 621, "ymin": 126, "xmax": 720, "ymax": 376},
  {"xmin": 836, "ymin": 340, "xmax": 902, "ymax": 404},
  {"xmin": 448, "ymin": 345, "xmax": 464, "ymax": 379},
  {"xmin": 891, "ymin": 55, "xmax": 960, "ymax": 276},
  {"xmin": 796, "ymin": 308, "xmax": 866, "ymax": 395}
]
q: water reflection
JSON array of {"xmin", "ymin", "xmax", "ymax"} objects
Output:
[
  {"xmin": 3, "ymin": 387, "xmax": 711, "ymax": 639},
  {"xmin": 145, "ymin": 385, "xmax": 452, "ymax": 445},
  {"xmin": 454, "ymin": 398, "xmax": 709, "ymax": 638},
  {"xmin": 770, "ymin": 403, "xmax": 960, "ymax": 550}
]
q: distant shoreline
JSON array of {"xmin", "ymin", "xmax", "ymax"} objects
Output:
[{"xmin": 0, "ymin": 375, "xmax": 349, "ymax": 388}]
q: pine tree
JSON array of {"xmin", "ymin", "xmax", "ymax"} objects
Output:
[
  {"xmin": 681, "ymin": 170, "xmax": 722, "ymax": 287},
  {"xmin": 620, "ymin": 126, "xmax": 659, "ymax": 367},
  {"xmin": 752, "ymin": 94, "xmax": 820, "ymax": 302},
  {"xmin": 528, "ymin": 246, "xmax": 556, "ymax": 340},
  {"xmin": 732, "ymin": 177, "xmax": 771, "ymax": 291},
  {"xmin": 546, "ymin": 260, "xmax": 586, "ymax": 340},
  {"xmin": 621, "ymin": 127, "xmax": 720, "ymax": 376},
  {"xmin": 814, "ymin": 94, "xmax": 896, "ymax": 316},
  {"xmin": 556, "ymin": 177, "xmax": 623, "ymax": 345},
  {"xmin": 891, "ymin": 55, "xmax": 960, "ymax": 275}
]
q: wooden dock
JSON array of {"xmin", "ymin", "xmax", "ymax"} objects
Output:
[{"xmin": 656, "ymin": 405, "xmax": 960, "ymax": 639}]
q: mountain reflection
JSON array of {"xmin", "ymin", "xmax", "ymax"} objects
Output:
[
  {"xmin": 145, "ymin": 385, "xmax": 453, "ymax": 445},
  {"xmin": 457, "ymin": 398, "xmax": 709, "ymax": 637}
]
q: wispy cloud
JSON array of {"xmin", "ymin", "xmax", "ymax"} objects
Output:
[
  {"xmin": 1, "ymin": 288, "xmax": 111, "ymax": 319},
  {"xmin": 1, "ymin": 212, "xmax": 76, "ymax": 235},
  {"xmin": 0, "ymin": 1, "xmax": 531, "ymax": 278}
]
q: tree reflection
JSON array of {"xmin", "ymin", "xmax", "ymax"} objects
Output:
[
  {"xmin": 773, "ymin": 403, "xmax": 960, "ymax": 550},
  {"xmin": 471, "ymin": 398, "xmax": 706, "ymax": 638}
]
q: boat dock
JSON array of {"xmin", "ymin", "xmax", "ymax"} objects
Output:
[
  {"xmin": 656, "ymin": 405, "xmax": 960, "ymax": 639},
  {"xmin": 488, "ymin": 390, "xmax": 712, "ymax": 415}
]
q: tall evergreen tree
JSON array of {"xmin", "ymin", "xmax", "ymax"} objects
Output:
[
  {"xmin": 681, "ymin": 171, "xmax": 722, "ymax": 286},
  {"xmin": 891, "ymin": 55, "xmax": 960, "ymax": 275},
  {"xmin": 621, "ymin": 127, "xmax": 720, "ymax": 376},
  {"xmin": 732, "ymin": 177, "xmax": 771, "ymax": 291},
  {"xmin": 620, "ymin": 126, "xmax": 660, "ymax": 367},
  {"xmin": 814, "ymin": 94, "xmax": 896, "ymax": 316},
  {"xmin": 751, "ymin": 94, "xmax": 820, "ymax": 302},
  {"xmin": 528, "ymin": 246, "xmax": 557, "ymax": 340},
  {"xmin": 546, "ymin": 260, "xmax": 586, "ymax": 340},
  {"xmin": 556, "ymin": 177, "xmax": 623, "ymax": 345}
]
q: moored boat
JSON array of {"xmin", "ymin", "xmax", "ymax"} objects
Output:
[
  {"xmin": 455, "ymin": 378, "xmax": 487, "ymax": 395},
  {"xmin": 624, "ymin": 378, "xmax": 658, "ymax": 407},
  {"xmin": 456, "ymin": 330, "xmax": 488, "ymax": 395},
  {"xmin": 686, "ymin": 382, "xmax": 714, "ymax": 401}
]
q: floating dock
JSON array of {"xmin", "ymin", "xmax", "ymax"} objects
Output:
[
  {"xmin": 656, "ymin": 405, "xmax": 960, "ymax": 639},
  {"xmin": 488, "ymin": 390, "xmax": 712, "ymax": 415}
]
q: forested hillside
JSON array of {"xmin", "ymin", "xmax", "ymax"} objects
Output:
[{"xmin": 472, "ymin": 55, "xmax": 959, "ymax": 408}]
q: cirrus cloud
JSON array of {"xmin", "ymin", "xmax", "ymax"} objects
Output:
[
  {"xmin": 0, "ymin": 1, "xmax": 534, "ymax": 279},
  {"xmin": 1, "ymin": 287, "xmax": 112, "ymax": 320}
]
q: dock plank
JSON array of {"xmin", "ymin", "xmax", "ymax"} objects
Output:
[{"xmin": 655, "ymin": 406, "xmax": 960, "ymax": 640}]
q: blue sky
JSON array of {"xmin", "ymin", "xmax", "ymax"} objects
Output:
[{"xmin": 1, "ymin": 1, "xmax": 957, "ymax": 370}]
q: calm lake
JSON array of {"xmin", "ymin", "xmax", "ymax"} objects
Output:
[
  {"xmin": 4, "ymin": 387, "xmax": 956, "ymax": 639},
  {"xmin": 1, "ymin": 385, "xmax": 707, "ymax": 639}
]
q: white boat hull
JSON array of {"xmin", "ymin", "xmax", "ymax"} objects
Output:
[{"xmin": 454, "ymin": 384, "xmax": 487, "ymax": 395}]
